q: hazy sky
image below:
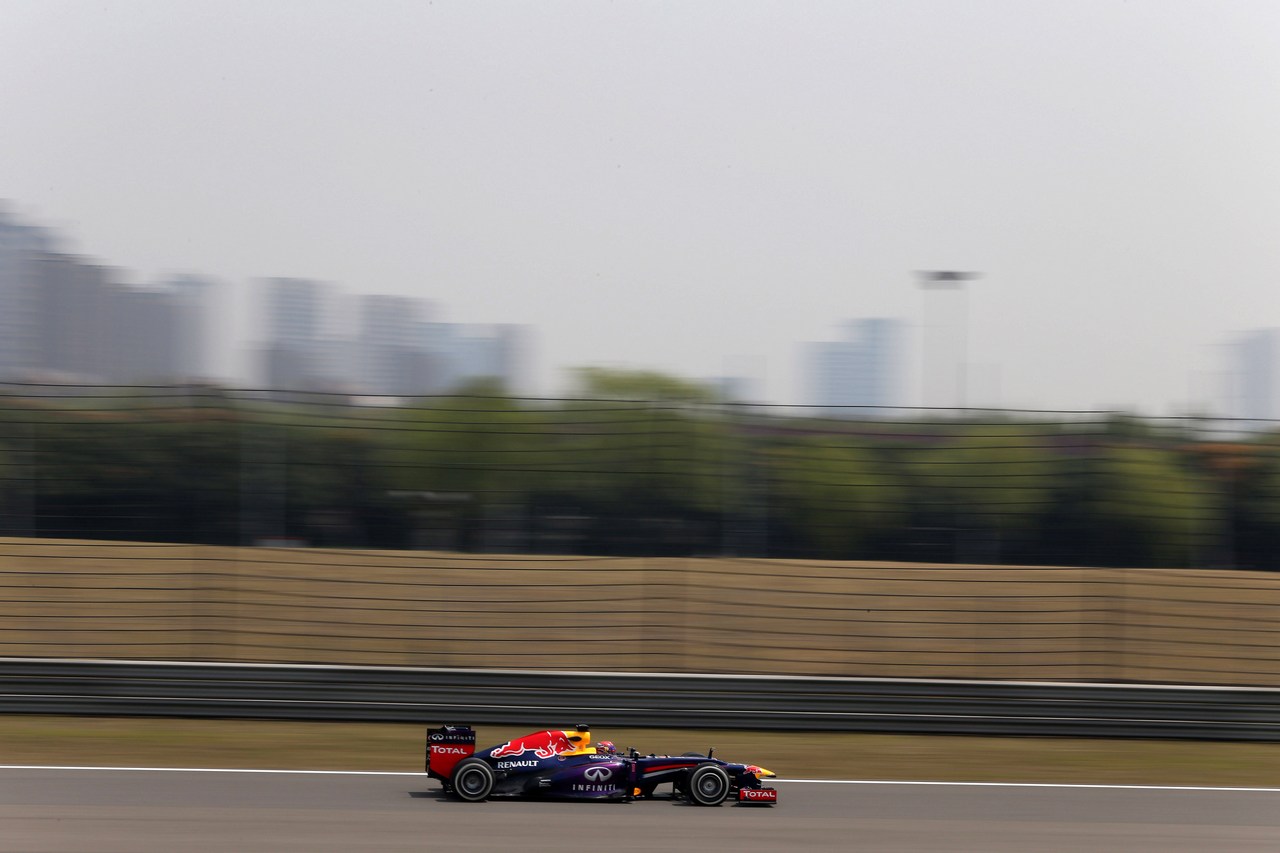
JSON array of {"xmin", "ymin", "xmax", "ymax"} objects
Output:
[{"xmin": 2, "ymin": 0, "xmax": 1278, "ymax": 411}]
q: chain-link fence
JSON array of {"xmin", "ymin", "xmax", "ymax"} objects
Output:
[{"xmin": 3, "ymin": 384, "xmax": 1280, "ymax": 683}]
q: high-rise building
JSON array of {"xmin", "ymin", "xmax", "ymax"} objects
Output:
[
  {"xmin": 26, "ymin": 252, "xmax": 115, "ymax": 380},
  {"xmin": 24, "ymin": 252, "xmax": 215, "ymax": 384},
  {"xmin": 104, "ymin": 287, "xmax": 186, "ymax": 383},
  {"xmin": 359, "ymin": 295, "xmax": 421, "ymax": 348},
  {"xmin": 457, "ymin": 324, "xmax": 525, "ymax": 392},
  {"xmin": 0, "ymin": 207, "xmax": 214, "ymax": 385},
  {"xmin": 358, "ymin": 294, "xmax": 436, "ymax": 395},
  {"xmin": 805, "ymin": 318, "xmax": 904, "ymax": 413},
  {"xmin": 258, "ymin": 280, "xmax": 530, "ymax": 396},
  {"xmin": 264, "ymin": 278, "xmax": 325, "ymax": 346},
  {"xmin": 0, "ymin": 206, "xmax": 55, "ymax": 377},
  {"xmin": 1231, "ymin": 329, "xmax": 1280, "ymax": 422},
  {"xmin": 260, "ymin": 278, "xmax": 332, "ymax": 390},
  {"xmin": 165, "ymin": 274, "xmax": 216, "ymax": 381},
  {"xmin": 424, "ymin": 322, "xmax": 527, "ymax": 394}
]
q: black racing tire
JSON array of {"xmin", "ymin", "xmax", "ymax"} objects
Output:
[
  {"xmin": 686, "ymin": 764, "xmax": 731, "ymax": 806},
  {"xmin": 451, "ymin": 758, "xmax": 495, "ymax": 802}
]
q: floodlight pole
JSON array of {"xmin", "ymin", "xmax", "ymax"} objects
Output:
[{"xmin": 915, "ymin": 271, "xmax": 981, "ymax": 411}]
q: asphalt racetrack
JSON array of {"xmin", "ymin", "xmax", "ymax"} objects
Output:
[{"xmin": 3, "ymin": 768, "xmax": 1279, "ymax": 852}]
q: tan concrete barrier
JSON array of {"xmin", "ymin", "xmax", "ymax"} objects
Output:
[{"xmin": 3, "ymin": 538, "xmax": 1280, "ymax": 685}]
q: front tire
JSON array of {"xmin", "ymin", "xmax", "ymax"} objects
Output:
[
  {"xmin": 686, "ymin": 764, "xmax": 731, "ymax": 806},
  {"xmin": 451, "ymin": 758, "xmax": 495, "ymax": 802}
]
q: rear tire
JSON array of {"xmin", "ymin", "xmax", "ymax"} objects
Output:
[
  {"xmin": 451, "ymin": 758, "xmax": 495, "ymax": 802},
  {"xmin": 686, "ymin": 764, "xmax": 731, "ymax": 806}
]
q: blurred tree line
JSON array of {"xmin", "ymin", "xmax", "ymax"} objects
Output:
[{"xmin": 2, "ymin": 376, "xmax": 1279, "ymax": 569}]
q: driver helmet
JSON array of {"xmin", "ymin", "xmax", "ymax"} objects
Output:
[{"xmin": 595, "ymin": 740, "xmax": 617, "ymax": 756}]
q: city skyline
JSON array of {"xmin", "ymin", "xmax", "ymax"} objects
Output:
[
  {"xmin": 3, "ymin": 199, "xmax": 1278, "ymax": 415},
  {"xmin": 257, "ymin": 275, "xmax": 527, "ymax": 395},
  {"xmin": 0, "ymin": 206, "xmax": 213, "ymax": 385},
  {"xmin": 0, "ymin": 204, "xmax": 532, "ymax": 395}
]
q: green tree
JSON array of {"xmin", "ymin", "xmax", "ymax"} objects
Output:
[
  {"xmin": 571, "ymin": 367, "xmax": 722, "ymax": 403},
  {"xmin": 905, "ymin": 423, "xmax": 1062, "ymax": 563},
  {"xmin": 768, "ymin": 436, "xmax": 908, "ymax": 558},
  {"xmin": 1070, "ymin": 444, "xmax": 1217, "ymax": 567}
]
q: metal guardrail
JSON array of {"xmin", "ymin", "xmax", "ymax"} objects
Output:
[{"xmin": 3, "ymin": 658, "xmax": 1280, "ymax": 742}]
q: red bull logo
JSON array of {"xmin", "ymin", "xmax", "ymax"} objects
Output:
[{"xmin": 491, "ymin": 730, "xmax": 575, "ymax": 759}]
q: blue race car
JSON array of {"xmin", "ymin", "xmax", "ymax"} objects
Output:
[{"xmin": 426, "ymin": 724, "xmax": 777, "ymax": 806}]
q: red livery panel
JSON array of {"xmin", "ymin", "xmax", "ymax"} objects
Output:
[
  {"xmin": 738, "ymin": 787, "xmax": 777, "ymax": 803},
  {"xmin": 427, "ymin": 725, "xmax": 477, "ymax": 780}
]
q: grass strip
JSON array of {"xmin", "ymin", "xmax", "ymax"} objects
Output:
[{"xmin": 3, "ymin": 716, "xmax": 1280, "ymax": 787}]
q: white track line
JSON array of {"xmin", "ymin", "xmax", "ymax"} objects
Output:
[
  {"xmin": 0, "ymin": 766, "xmax": 425, "ymax": 776},
  {"xmin": 777, "ymin": 779, "xmax": 1280, "ymax": 793},
  {"xmin": 2, "ymin": 766, "xmax": 1279, "ymax": 792}
]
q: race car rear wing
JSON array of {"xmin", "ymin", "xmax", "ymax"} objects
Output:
[{"xmin": 426, "ymin": 724, "xmax": 476, "ymax": 781}]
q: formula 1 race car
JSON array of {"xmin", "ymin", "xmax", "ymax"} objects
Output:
[{"xmin": 426, "ymin": 724, "xmax": 777, "ymax": 806}]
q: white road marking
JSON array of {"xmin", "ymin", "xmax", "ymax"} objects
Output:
[
  {"xmin": 0, "ymin": 765, "xmax": 426, "ymax": 776},
  {"xmin": 775, "ymin": 779, "xmax": 1280, "ymax": 793},
  {"xmin": 2, "ymin": 765, "xmax": 1279, "ymax": 792}
]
